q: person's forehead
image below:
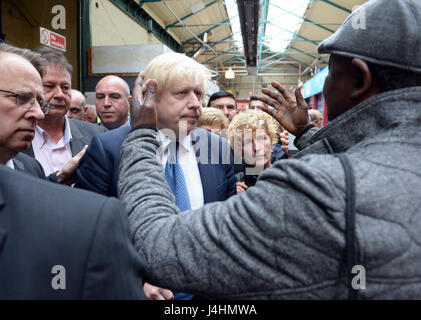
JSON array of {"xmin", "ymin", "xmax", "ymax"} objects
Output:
[
  {"xmin": 212, "ymin": 96, "xmax": 235, "ymax": 105},
  {"xmin": 0, "ymin": 53, "xmax": 43, "ymax": 93},
  {"xmin": 71, "ymin": 91, "xmax": 85, "ymax": 101},
  {"xmin": 43, "ymin": 63, "xmax": 71, "ymax": 83},
  {"xmin": 96, "ymin": 78, "xmax": 127, "ymax": 94},
  {"xmin": 166, "ymin": 79, "xmax": 203, "ymax": 91}
]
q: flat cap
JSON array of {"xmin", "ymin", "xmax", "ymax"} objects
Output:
[{"xmin": 318, "ymin": 0, "xmax": 421, "ymax": 73}]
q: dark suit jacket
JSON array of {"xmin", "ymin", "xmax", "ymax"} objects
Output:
[
  {"xmin": 75, "ymin": 123, "xmax": 237, "ymax": 202},
  {"xmin": 0, "ymin": 165, "xmax": 146, "ymax": 299},
  {"xmin": 23, "ymin": 118, "xmax": 107, "ymax": 158},
  {"xmin": 13, "ymin": 152, "xmax": 46, "ymax": 179}
]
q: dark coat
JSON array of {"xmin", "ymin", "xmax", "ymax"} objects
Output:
[{"xmin": 0, "ymin": 165, "xmax": 146, "ymax": 299}]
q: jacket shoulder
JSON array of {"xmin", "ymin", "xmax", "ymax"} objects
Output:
[
  {"xmin": 69, "ymin": 118, "xmax": 107, "ymax": 135},
  {"xmin": 13, "ymin": 153, "xmax": 45, "ymax": 179}
]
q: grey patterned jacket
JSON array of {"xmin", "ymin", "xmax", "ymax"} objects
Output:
[{"xmin": 119, "ymin": 87, "xmax": 421, "ymax": 299}]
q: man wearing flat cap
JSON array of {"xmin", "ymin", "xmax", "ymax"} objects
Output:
[{"xmin": 118, "ymin": 0, "xmax": 421, "ymax": 299}]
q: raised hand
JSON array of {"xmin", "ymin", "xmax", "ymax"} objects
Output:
[
  {"xmin": 279, "ymin": 130, "xmax": 293, "ymax": 158},
  {"xmin": 236, "ymin": 181, "xmax": 248, "ymax": 194},
  {"xmin": 259, "ymin": 82, "xmax": 310, "ymax": 136},
  {"xmin": 56, "ymin": 145, "xmax": 88, "ymax": 185},
  {"xmin": 130, "ymin": 71, "xmax": 159, "ymax": 128}
]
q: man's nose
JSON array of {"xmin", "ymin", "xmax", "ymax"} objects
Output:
[
  {"xmin": 222, "ymin": 106, "xmax": 229, "ymax": 116},
  {"xmin": 27, "ymin": 103, "xmax": 45, "ymax": 121},
  {"xmin": 51, "ymin": 86, "xmax": 65, "ymax": 100},
  {"xmin": 188, "ymin": 92, "xmax": 201, "ymax": 109},
  {"xmin": 104, "ymin": 96, "xmax": 112, "ymax": 106}
]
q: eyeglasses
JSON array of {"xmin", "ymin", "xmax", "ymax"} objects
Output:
[
  {"xmin": 235, "ymin": 118, "xmax": 267, "ymax": 133},
  {"xmin": 0, "ymin": 89, "xmax": 50, "ymax": 114}
]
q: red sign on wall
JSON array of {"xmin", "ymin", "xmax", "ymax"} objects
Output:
[{"xmin": 40, "ymin": 27, "xmax": 66, "ymax": 52}]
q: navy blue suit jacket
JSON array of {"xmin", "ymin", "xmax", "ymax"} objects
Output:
[{"xmin": 75, "ymin": 123, "xmax": 237, "ymax": 202}]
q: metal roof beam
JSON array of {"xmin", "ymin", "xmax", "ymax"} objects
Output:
[
  {"xmin": 259, "ymin": 59, "xmax": 288, "ymax": 70},
  {"xmin": 262, "ymin": 44, "xmax": 310, "ymax": 67},
  {"xmin": 266, "ymin": 21, "xmax": 319, "ymax": 46},
  {"xmin": 261, "ymin": 51, "xmax": 284, "ymax": 62},
  {"xmin": 269, "ymin": 2, "xmax": 335, "ymax": 34},
  {"xmin": 202, "ymin": 52, "xmax": 244, "ymax": 65},
  {"xmin": 237, "ymin": 0, "xmax": 260, "ymax": 72},
  {"xmin": 168, "ymin": 23, "xmax": 231, "ymax": 28},
  {"xmin": 222, "ymin": 55, "xmax": 245, "ymax": 65},
  {"xmin": 165, "ymin": 0, "xmax": 220, "ymax": 29},
  {"xmin": 279, "ymin": 53, "xmax": 310, "ymax": 67},
  {"xmin": 183, "ymin": 17, "xmax": 232, "ymax": 43},
  {"xmin": 139, "ymin": 0, "xmax": 161, "ymax": 6},
  {"xmin": 317, "ymin": 0, "xmax": 352, "ymax": 13},
  {"xmin": 288, "ymin": 46, "xmax": 318, "ymax": 60},
  {"xmin": 258, "ymin": 0, "xmax": 270, "ymax": 63},
  {"xmin": 109, "ymin": 0, "xmax": 180, "ymax": 51}
]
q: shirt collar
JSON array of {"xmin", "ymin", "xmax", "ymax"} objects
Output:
[
  {"xmin": 158, "ymin": 130, "xmax": 192, "ymax": 153},
  {"xmin": 63, "ymin": 116, "xmax": 73, "ymax": 144},
  {"xmin": 6, "ymin": 159, "xmax": 15, "ymax": 170},
  {"xmin": 35, "ymin": 116, "xmax": 73, "ymax": 146}
]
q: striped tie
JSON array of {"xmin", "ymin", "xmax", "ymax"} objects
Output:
[
  {"xmin": 165, "ymin": 142, "xmax": 191, "ymax": 212},
  {"xmin": 165, "ymin": 142, "xmax": 194, "ymax": 300}
]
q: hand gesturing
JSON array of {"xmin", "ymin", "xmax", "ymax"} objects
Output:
[
  {"xmin": 259, "ymin": 82, "xmax": 310, "ymax": 136},
  {"xmin": 130, "ymin": 71, "xmax": 159, "ymax": 128}
]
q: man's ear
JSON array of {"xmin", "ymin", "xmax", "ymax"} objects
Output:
[{"xmin": 351, "ymin": 58, "xmax": 373, "ymax": 99}]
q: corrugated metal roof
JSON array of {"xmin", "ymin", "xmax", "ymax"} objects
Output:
[{"xmin": 138, "ymin": 0, "xmax": 369, "ymax": 82}]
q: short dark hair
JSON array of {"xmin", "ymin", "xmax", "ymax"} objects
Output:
[
  {"xmin": 207, "ymin": 91, "xmax": 236, "ymax": 107},
  {"xmin": 249, "ymin": 95, "xmax": 259, "ymax": 101},
  {"xmin": 0, "ymin": 43, "xmax": 45, "ymax": 76},
  {"xmin": 367, "ymin": 62, "xmax": 421, "ymax": 92},
  {"xmin": 34, "ymin": 46, "xmax": 73, "ymax": 76}
]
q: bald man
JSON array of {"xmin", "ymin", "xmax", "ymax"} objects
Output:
[
  {"xmin": 85, "ymin": 104, "xmax": 97, "ymax": 123},
  {"xmin": 308, "ymin": 109, "xmax": 323, "ymax": 128},
  {"xmin": 67, "ymin": 89, "xmax": 86, "ymax": 121},
  {"xmin": 95, "ymin": 76, "xmax": 131, "ymax": 130}
]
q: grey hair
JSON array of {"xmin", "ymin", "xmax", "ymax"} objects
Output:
[
  {"xmin": 0, "ymin": 43, "xmax": 46, "ymax": 76},
  {"xmin": 34, "ymin": 46, "xmax": 73, "ymax": 76}
]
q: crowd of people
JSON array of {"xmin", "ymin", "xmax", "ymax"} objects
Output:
[{"xmin": 1, "ymin": 0, "xmax": 421, "ymax": 300}]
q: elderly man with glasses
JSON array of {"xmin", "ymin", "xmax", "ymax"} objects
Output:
[
  {"xmin": 0, "ymin": 42, "xmax": 147, "ymax": 299},
  {"xmin": 0, "ymin": 43, "xmax": 83, "ymax": 185}
]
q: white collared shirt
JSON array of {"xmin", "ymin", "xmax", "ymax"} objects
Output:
[
  {"xmin": 6, "ymin": 159, "xmax": 15, "ymax": 170},
  {"xmin": 159, "ymin": 131, "xmax": 204, "ymax": 210},
  {"xmin": 32, "ymin": 116, "xmax": 73, "ymax": 176}
]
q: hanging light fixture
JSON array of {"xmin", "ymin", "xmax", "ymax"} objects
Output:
[{"xmin": 225, "ymin": 67, "xmax": 235, "ymax": 79}]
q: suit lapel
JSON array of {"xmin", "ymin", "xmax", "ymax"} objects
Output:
[
  {"xmin": 22, "ymin": 144, "xmax": 35, "ymax": 158},
  {"xmin": 0, "ymin": 182, "xmax": 7, "ymax": 255},
  {"xmin": 191, "ymin": 129, "xmax": 215, "ymax": 204},
  {"xmin": 12, "ymin": 158, "xmax": 25, "ymax": 172},
  {"xmin": 69, "ymin": 120, "xmax": 90, "ymax": 156}
]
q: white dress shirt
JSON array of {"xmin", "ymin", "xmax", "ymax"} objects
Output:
[
  {"xmin": 159, "ymin": 131, "xmax": 204, "ymax": 210},
  {"xmin": 6, "ymin": 159, "xmax": 15, "ymax": 170},
  {"xmin": 32, "ymin": 117, "xmax": 73, "ymax": 176}
]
